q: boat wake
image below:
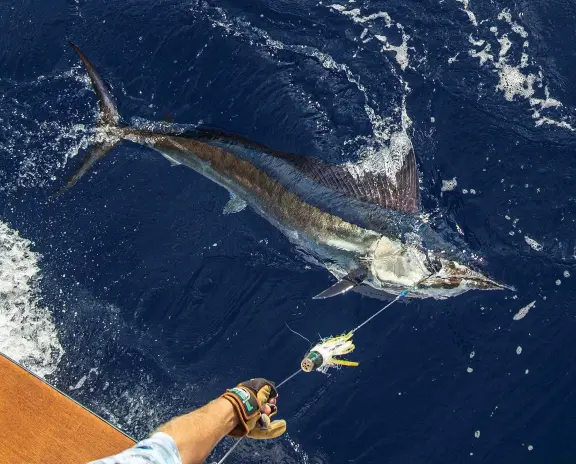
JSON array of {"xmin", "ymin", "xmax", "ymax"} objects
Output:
[{"xmin": 0, "ymin": 221, "xmax": 63, "ymax": 379}]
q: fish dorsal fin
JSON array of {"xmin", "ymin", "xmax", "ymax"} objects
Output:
[
  {"xmin": 283, "ymin": 149, "xmax": 420, "ymax": 214},
  {"xmin": 193, "ymin": 127, "xmax": 419, "ymax": 213}
]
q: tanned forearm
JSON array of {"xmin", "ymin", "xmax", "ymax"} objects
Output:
[{"xmin": 157, "ymin": 397, "xmax": 238, "ymax": 464}]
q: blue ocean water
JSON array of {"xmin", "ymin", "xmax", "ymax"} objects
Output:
[{"xmin": 1, "ymin": 0, "xmax": 576, "ymax": 462}]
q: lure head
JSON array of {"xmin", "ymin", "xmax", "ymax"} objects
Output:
[
  {"xmin": 302, "ymin": 334, "xmax": 359, "ymax": 373},
  {"xmin": 301, "ymin": 350, "xmax": 324, "ymax": 373}
]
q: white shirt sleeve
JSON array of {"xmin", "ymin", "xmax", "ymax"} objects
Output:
[{"xmin": 89, "ymin": 432, "xmax": 182, "ymax": 464}]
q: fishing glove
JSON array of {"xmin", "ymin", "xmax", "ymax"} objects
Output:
[{"xmin": 221, "ymin": 378, "xmax": 286, "ymax": 439}]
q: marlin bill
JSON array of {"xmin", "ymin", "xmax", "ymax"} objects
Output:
[{"xmin": 62, "ymin": 42, "xmax": 511, "ymax": 300}]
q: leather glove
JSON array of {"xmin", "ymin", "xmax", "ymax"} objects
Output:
[{"xmin": 221, "ymin": 378, "xmax": 287, "ymax": 439}]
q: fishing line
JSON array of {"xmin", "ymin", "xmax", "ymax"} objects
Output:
[
  {"xmin": 350, "ymin": 290, "xmax": 409, "ymax": 334},
  {"xmin": 284, "ymin": 322, "xmax": 312, "ymax": 346},
  {"xmin": 215, "ymin": 439, "xmax": 241, "ymax": 464},
  {"xmin": 347, "ymin": 273, "xmax": 435, "ymax": 335},
  {"xmin": 276, "ymin": 368, "xmax": 303, "ymax": 388}
]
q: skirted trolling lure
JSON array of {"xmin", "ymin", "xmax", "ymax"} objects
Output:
[{"xmin": 301, "ymin": 332, "xmax": 358, "ymax": 373}]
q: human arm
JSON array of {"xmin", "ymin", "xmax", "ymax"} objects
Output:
[
  {"xmin": 156, "ymin": 397, "xmax": 238, "ymax": 464},
  {"xmin": 89, "ymin": 378, "xmax": 285, "ymax": 464}
]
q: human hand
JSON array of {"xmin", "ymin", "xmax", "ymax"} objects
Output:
[{"xmin": 221, "ymin": 378, "xmax": 286, "ymax": 439}]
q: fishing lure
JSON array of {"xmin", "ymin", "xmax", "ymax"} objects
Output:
[{"xmin": 301, "ymin": 332, "xmax": 358, "ymax": 373}]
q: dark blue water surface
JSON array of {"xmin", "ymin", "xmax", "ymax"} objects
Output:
[{"xmin": 1, "ymin": 0, "xmax": 576, "ymax": 462}]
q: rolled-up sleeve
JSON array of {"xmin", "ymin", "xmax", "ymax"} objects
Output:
[{"xmin": 89, "ymin": 432, "xmax": 182, "ymax": 464}]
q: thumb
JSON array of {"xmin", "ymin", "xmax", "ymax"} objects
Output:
[{"xmin": 247, "ymin": 419, "xmax": 287, "ymax": 440}]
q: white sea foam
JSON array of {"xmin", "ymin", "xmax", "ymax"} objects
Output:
[
  {"xmin": 464, "ymin": 7, "xmax": 575, "ymax": 131},
  {"xmin": 468, "ymin": 42, "xmax": 493, "ymax": 65},
  {"xmin": 328, "ymin": 4, "xmax": 392, "ymax": 26},
  {"xmin": 345, "ymin": 130, "xmax": 413, "ymax": 183},
  {"xmin": 468, "ymin": 35, "xmax": 485, "ymax": 47},
  {"xmin": 524, "ymin": 236, "xmax": 543, "ymax": 251},
  {"xmin": 513, "ymin": 301, "xmax": 535, "ymax": 320},
  {"xmin": 498, "ymin": 34, "xmax": 513, "ymax": 58},
  {"xmin": 496, "ymin": 64, "xmax": 538, "ymax": 102},
  {"xmin": 206, "ymin": 6, "xmax": 414, "ymax": 182},
  {"xmin": 322, "ymin": 5, "xmax": 415, "ymax": 176},
  {"xmin": 0, "ymin": 221, "xmax": 63, "ymax": 378},
  {"xmin": 441, "ymin": 177, "xmax": 458, "ymax": 192},
  {"xmin": 131, "ymin": 116, "xmax": 198, "ymax": 135},
  {"xmin": 448, "ymin": 53, "xmax": 460, "ymax": 63},
  {"xmin": 328, "ymin": 4, "xmax": 410, "ymax": 71},
  {"xmin": 497, "ymin": 9, "xmax": 528, "ymax": 38},
  {"xmin": 69, "ymin": 367, "xmax": 99, "ymax": 391},
  {"xmin": 456, "ymin": 0, "xmax": 478, "ymax": 26},
  {"xmin": 374, "ymin": 31, "xmax": 410, "ymax": 71},
  {"xmin": 0, "ymin": 65, "xmax": 99, "ymax": 192}
]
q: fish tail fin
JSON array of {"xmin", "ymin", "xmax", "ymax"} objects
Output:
[
  {"xmin": 56, "ymin": 42, "xmax": 124, "ymax": 195},
  {"xmin": 69, "ymin": 42, "xmax": 120, "ymax": 126},
  {"xmin": 54, "ymin": 139, "xmax": 121, "ymax": 195}
]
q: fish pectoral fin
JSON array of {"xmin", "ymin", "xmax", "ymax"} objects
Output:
[
  {"xmin": 222, "ymin": 192, "xmax": 247, "ymax": 215},
  {"xmin": 161, "ymin": 153, "xmax": 181, "ymax": 167},
  {"xmin": 313, "ymin": 270, "xmax": 366, "ymax": 299},
  {"xmin": 313, "ymin": 279, "xmax": 355, "ymax": 299}
]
